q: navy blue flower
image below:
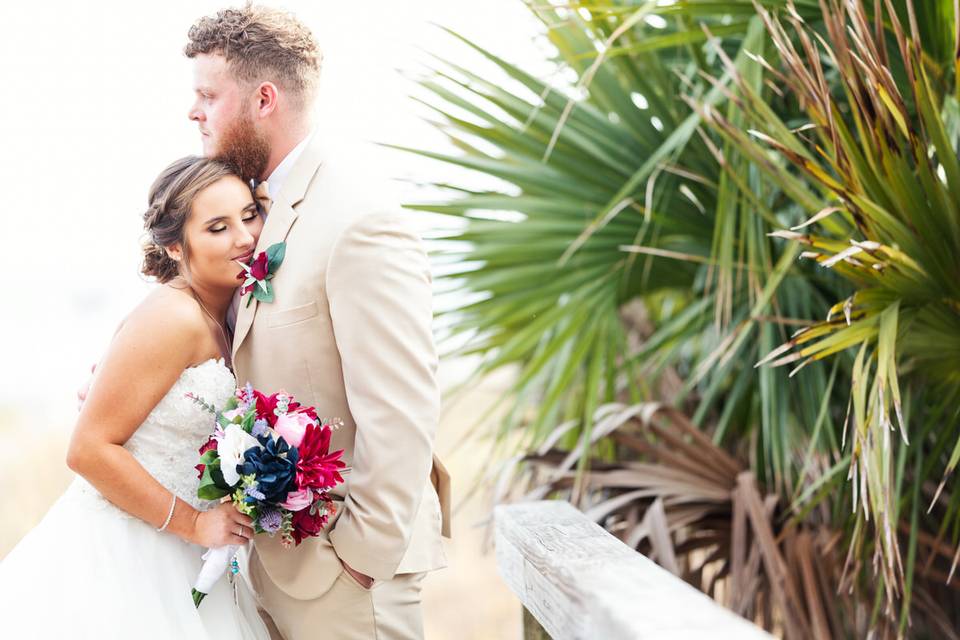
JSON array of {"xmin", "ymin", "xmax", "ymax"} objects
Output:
[{"xmin": 240, "ymin": 435, "xmax": 298, "ymax": 503}]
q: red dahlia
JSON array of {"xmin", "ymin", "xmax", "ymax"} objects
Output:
[{"xmin": 295, "ymin": 423, "xmax": 345, "ymax": 491}]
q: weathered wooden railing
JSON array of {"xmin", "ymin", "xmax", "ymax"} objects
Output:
[{"xmin": 495, "ymin": 500, "xmax": 774, "ymax": 639}]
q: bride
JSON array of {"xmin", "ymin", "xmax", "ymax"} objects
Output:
[{"xmin": 0, "ymin": 156, "xmax": 271, "ymax": 639}]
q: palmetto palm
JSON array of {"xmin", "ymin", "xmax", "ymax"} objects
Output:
[
  {"xmin": 706, "ymin": 0, "xmax": 960, "ymax": 627},
  {"xmin": 402, "ymin": 0, "xmax": 960, "ymax": 635},
  {"xmin": 401, "ymin": 0, "xmax": 834, "ymax": 478}
]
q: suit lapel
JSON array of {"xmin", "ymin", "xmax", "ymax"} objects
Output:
[
  {"xmin": 231, "ymin": 200, "xmax": 296, "ymax": 358},
  {"xmin": 232, "ymin": 136, "xmax": 326, "ymax": 361}
]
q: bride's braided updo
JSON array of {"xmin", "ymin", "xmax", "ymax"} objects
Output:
[{"xmin": 141, "ymin": 156, "xmax": 242, "ymax": 283}]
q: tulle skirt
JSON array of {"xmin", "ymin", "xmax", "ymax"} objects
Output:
[{"xmin": 0, "ymin": 481, "xmax": 270, "ymax": 639}]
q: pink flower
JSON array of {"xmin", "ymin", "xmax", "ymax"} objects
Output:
[
  {"xmin": 221, "ymin": 407, "xmax": 246, "ymax": 422},
  {"xmin": 274, "ymin": 411, "xmax": 316, "ymax": 447},
  {"xmin": 280, "ymin": 488, "xmax": 314, "ymax": 511}
]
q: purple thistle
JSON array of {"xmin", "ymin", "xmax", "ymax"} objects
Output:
[
  {"xmin": 258, "ymin": 508, "xmax": 283, "ymax": 534},
  {"xmin": 251, "ymin": 419, "xmax": 270, "ymax": 438}
]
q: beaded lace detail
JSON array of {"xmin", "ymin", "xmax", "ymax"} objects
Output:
[{"xmin": 64, "ymin": 358, "xmax": 236, "ymax": 518}]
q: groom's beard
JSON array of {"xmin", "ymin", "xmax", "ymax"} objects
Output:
[{"xmin": 215, "ymin": 114, "xmax": 271, "ymax": 182}]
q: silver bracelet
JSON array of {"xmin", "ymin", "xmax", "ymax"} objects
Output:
[{"xmin": 156, "ymin": 495, "xmax": 177, "ymax": 532}]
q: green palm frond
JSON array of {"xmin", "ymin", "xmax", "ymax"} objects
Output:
[
  {"xmin": 403, "ymin": 0, "xmax": 960, "ymax": 634},
  {"xmin": 406, "ymin": 1, "xmax": 839, "ymax": 481},
  {"xmin": 706, "ymin": 0, "xmax": 960, "ymax": 620}
]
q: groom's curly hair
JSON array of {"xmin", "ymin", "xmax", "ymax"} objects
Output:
[{"xmin": 184, "ymin": 3, "xmax": 322, "ymax": 110}]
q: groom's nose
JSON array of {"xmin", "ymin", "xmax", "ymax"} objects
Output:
[{"xmin": 188, "ymin": 102, "xmax": 203, "ymax": 122}]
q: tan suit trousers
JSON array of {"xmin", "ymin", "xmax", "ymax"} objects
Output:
[{"xmin": 247, "ymin": 546, "xmax": 426, "ymax": 640}]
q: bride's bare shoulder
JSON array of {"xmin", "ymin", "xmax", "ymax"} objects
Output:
[
  {"xmin": 113, "ymin": 286, "xmax": 208, "ymax": 349},
  {"xmin": 80, "ymin": 287, "xmax": 216, "ymax": 435}
]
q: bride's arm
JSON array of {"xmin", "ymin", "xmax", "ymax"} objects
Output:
[{"xmin": 66, "ymin": 295, "xmax": 251, "ymax": 547}]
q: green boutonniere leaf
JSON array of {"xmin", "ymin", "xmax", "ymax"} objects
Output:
[
  {"xmin": 252, "ymin": 280, "xmax": 275, "ymax": 304},
  {"xmin": 266, "ymin": 242, "xmax": 286, "ymax": 275},
  {"xmin": 240, "ymin": 242, "xmax": 285, "ymax": 307}
]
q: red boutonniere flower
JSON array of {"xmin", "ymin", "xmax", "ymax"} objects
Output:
[{"xmin": 236, "ymin": 242, "xmax": 286, "ymax": 306}]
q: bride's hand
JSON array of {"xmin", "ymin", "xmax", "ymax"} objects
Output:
[
  {"xmin": 76, "ymin": 363, "xmax": 96, "ymax": 411},
  {"xmin": 190, "ymin": 502, "xmax": 254, "ymax": 547}
]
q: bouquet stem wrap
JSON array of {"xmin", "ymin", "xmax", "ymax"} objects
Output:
[{"xmin": 191, "ymin": 544, "xmax": 240, "ymax": 607}]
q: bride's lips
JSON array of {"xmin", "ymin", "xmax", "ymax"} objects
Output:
[{"xmin": 233, "ymin": 250, "xmax": 254, "ymax": 263}]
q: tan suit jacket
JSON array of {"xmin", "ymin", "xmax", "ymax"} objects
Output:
[{"xmin": 232, "ymin": 137, "xmax": 450, "ymax": 601}]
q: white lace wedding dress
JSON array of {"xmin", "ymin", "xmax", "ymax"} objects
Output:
[{"xmin": 0, "ymin": 358, "xmax": 270, "ymax": 639}]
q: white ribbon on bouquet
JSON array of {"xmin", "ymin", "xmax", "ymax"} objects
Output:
[{"xmin": 192, "ymin": 544, "xmax": 241, "ymax": 607}]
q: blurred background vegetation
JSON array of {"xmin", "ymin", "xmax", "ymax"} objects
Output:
[{"xmin": 409, "ymin": 1, "xmax": 960, "ymax": 637}]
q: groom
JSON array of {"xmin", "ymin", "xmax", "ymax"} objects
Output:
[{"xmin": 184, "ymin": 5, "xmax": 450, "ymax": 639}]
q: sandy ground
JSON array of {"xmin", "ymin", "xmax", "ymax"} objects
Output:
[
  {"xmin": 0, "ymin": 367, "xmax": 521, "ymax": 639},
  {"xmin": 422, "ymin": 366, "xmax": 521, "ymax": 640}
]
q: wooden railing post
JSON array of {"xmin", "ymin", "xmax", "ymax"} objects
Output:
[
  {"xmin": 495, "ymin": 500, "xmax": 774, "ymax": 640},
  {"xmin": 522, "ymin": 607, "xmax": 550, "ymax": 640}
]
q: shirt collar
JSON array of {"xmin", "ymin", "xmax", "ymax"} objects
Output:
[{"xmin": 265, "ymin": 129, "xmax": 315, "ymax": 202}]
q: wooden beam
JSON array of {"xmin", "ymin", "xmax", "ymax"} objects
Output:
[{"xmin": 495, "ymin": 500, "xmax": 774, "ymax": 640}]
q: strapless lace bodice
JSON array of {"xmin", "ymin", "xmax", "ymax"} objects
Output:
[{"xmin": 65, "ymin": 357, "xmax": 236, "ymax": 517}]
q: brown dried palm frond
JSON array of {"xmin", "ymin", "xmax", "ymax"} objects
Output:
[{"xmin": 496, "ymin": 401, "xmax": 960, "ymax": 639}]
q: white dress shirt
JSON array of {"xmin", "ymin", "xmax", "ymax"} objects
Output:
[{"xmin": 263, "ymin": 129, "xmax": 315, "ymax": 202}]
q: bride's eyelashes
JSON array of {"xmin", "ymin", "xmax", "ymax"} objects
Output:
[{"xmin": 209, "ymin": 214, "xmax": 258, "ymax": 233}]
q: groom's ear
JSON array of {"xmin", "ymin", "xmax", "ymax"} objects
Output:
[{"xmin": 256, "ymin": 82, "xmax": 280, "ymax": 119}]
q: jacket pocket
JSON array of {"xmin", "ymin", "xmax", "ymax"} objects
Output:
[{"xmin": 267, "ymin": 301, "xmax": 320, "ymax": 328}]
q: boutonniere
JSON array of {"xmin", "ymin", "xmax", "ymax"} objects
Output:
[{"xmin": 237, "ymin": 242, "xmax": 286, "ymax": 306}]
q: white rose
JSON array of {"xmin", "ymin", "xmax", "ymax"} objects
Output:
[{"xmin": 219, "ymin": 424, "xmax": 263, "ymax": 486}]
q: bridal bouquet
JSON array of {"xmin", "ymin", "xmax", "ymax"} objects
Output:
[{"xmin": 187, "ymin": 383, "xmax": 345, "ymax": 607}]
